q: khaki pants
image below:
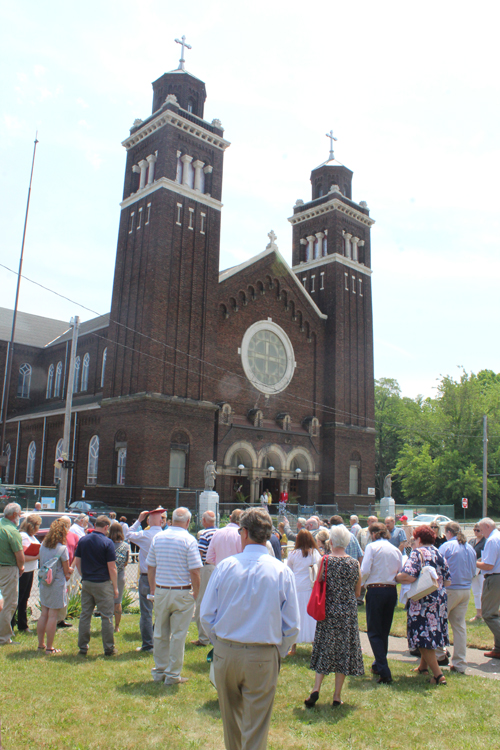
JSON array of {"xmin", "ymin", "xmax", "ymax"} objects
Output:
[
  {"xmin": 482, "ymin": 574, "xmax": 500, "ymax": 651},
  {"xmin": 0, "ymin": 566, "xmax": 19, "ymax": 644},
  {"xmin": 151, "ymin": 588, "xmax": 194, "ymax": 682},
  {"xmin": 214, "ymin": 638, "xmax": 280, "ymax": 750},
  {"xmin": 194, "ymin": 564, "xmax": 214, "ymax": 644},
  {"xmin": 436, "ymin": 588, "xmax": 470, "ymax": 672},
  {"xmin": 78, "ymin": 580, "xmax": 115, "ymax": 654}
]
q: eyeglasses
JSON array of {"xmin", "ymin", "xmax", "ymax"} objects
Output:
[
  {"xmin": 430, "ymin": 526, "xmax": 438, "ymax": 530},
  {"xmin": 474, "ymin": 528, "xmax": 480, "ymax": 532}
]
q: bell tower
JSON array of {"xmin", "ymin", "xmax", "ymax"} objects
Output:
[
  {"xmin": 97, "ymin": 41, "xmax": 231, "ymax": 500},
  {"xmin": 289, "ymin": 134, "xmax": 375, "ymax": 504}
]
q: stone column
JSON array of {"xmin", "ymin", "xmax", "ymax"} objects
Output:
[
  {"xmin": 138, "ymin": 159, "xmax": 149, "ymax": 190},
  {"xmin": 306, "ymin": 235, "xmax": 316, "ymax": 262},
  {"xmin": 344, "ymin": 232, "xmax": 352, "ymax": 259},
  {"xmin": 351, "ymin": 236, "xmax": 360, "ymax": 261},
  {"xmin": 146, "ymin": 153, "xmax": 157, "ymax": 185},
  {"xmin": 203, "ymin": 164, "xmax": 213, "ymax": 194},
  {"xmin": 193, "ymin": 159, "xmax": 205, "ymax": 191},
  {"xmin": 181, "ymin": 154, "xmax": 193, "ymax": 187},
  {"xmin": 315, "ymin": 232, "xmax": 325, "ymax": 260}
]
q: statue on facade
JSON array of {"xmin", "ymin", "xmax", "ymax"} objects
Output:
[
  {"xmin": 204, "ymin": 460, "xmax": 217, "ymax": 491},
  {"xmin": 383, "ymin": 473, "xmax": 392, "ymax": 498}
]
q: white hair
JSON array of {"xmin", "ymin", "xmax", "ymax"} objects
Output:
[
  {"xmin": 3, "ymin": 502, "xmax": 21, "ymax": 518},
  {"xmin": 172, "ymin": 507, "xmax": 191, "ymax": 523},
  {"xmin": 203, "ymin": 510, "xmax": 215, "ymax": 523},
  {"xmin": 297, "ymin": 517, "xmax": 307, "ymax": 526},
  {"xmin": 479, "ymin": 518, "xmax": 497, "ymax": 528},
  {"xmin": 329, "ymin": 524, "xmax": 352, "ymax": 549},
  {"xmin": 306, "ymin": 517, "xmax": 319, "ymax": 530},
  {"xmin": 350, "ymin": 515, "xmax": 359, "ymax": 523}
]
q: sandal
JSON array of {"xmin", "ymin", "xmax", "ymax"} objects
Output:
[
  {"xmin": 45, "ymin": 648, "xmax": 62, "ymax": 655},
  {"xmin": 412, "ymin": 667, "xmax": 429, "ymax": 674},
  {"xmin": 429, "ymin": 673, "xmax": 447, "ymax": 685},
  {"xmin": 304, "ymin": 691, "xmax": 319, "ymax": 708},
  {"xmin": 332, "ymin": 700, "xmax": 344, "ymax": 707},
  {"xmin": 37, "ymin": 646, "xmax": 46, "ymax": 651}
]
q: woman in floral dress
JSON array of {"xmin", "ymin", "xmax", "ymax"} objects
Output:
[{"xmin": 396, "ymin": 525, "xmax": 451, "ymax": 685}]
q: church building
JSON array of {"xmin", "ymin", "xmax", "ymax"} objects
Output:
[{"xmin": 1, "ymin": 51, "xmax": 376, "ymax": 512}]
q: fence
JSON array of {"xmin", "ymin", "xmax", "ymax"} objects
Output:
[{"xmin": 0, "ymin": 485, "xmax": 60, "ymax": 512}]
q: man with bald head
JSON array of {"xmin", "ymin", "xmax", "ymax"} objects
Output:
[
  {"xmin": 192, "ymin": 510, "xmax": 217, "ymax": 647},
  {"xmin": 476, "ymin": 518, "xmax": 500, "ymax": 658},
  {"xmin": 147, "ymin": 507, "xmax": 202, "ymax": 684},
  {"xmin": 205, "ymin": 508, "xmax": 242, "ymax": 565}
]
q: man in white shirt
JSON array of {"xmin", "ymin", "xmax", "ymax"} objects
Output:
[
  {"xmin": 477, "ymin": 518, "xmax": 500, "ymax": 659},
  {"xmin": 69, "ymin": 514, "xmax": 88, "ymax": 539},
  {"xmin": 126, "ymin": 507, "xmax": 164, "ymax": 652},
  {"xmin": 205, "ymin": 509, "xmax": 242, "ymax": 566},
  {"xmin": 361, "ymin": 521, "xmax": 402, "ymax": 684},
  {"xmin": 147, "ymin": 507, "xmax": 202, "ymax": 685},
  {"xmin": 201, "ymin": 507, "xmax": 299, "ymax": 750},
  {"xmin": 350, "ymin": 515, "xmax": 362, "ymax": 538}
]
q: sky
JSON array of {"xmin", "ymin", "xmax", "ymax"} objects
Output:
[{"xmin": 1, "ymin": 0, "xmax": 499, "ymax": 399}]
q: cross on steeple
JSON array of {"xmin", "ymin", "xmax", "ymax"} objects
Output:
[
  {"xmin": 175, "ymin": 35, "xmax": 192, "ymax": 71},
  {"xmin": 325, "ymin": 130, "xmax": 337, "ymax": 161}
]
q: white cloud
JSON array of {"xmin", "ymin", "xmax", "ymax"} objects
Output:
[
  {"xmin": 76, "ymin": 98, "xmax": 89, "ymax": 109},
  {"xmin": 86, "ymin": 151, "xmax": 102, "ymax": 170},
  {"xmin": 33, "ymin": 64, "xmax": 46, "ymax": 78}
]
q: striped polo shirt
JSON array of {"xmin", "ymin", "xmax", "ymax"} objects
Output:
[
  {"xmin": 146, "ymin": 526, "xmax": 202, "ymax": 587},
  {"xmin": 198, "ymin": 527, "xmax": 217, "ymax": 564}
]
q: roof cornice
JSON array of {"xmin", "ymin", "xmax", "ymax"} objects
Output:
[
  {"xmin": 293, "ymin": 253, "xmax": 372, "ymax": 276},
  {"xmin": 288, "ymin": 197, "xmax": 375, "ymax": 228},
  {"xmin": 120, "ymin": 177, "xmax": 223, "ymax": 211},
  {"xmin": 121, "ymin": 109, "xmax": 231, "ymax": 152}
]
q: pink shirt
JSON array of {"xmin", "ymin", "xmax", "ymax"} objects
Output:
[
  {"xmin": 66, "ymin": 531, "xmax": 79, "ymax": 564},
  {"xmin": 205, "ymin": 523, "xmax": 242, "ymax": 565}
]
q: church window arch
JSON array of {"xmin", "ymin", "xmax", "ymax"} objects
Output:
[
  {"xmin": 219, "ymin": 303, "xmax": 229, "ymax": 320},
  {"xmin": 248, "ymin": 409, "xmax": 263, "ymax": 428},
  {"xmin": 257, "ymin": 281, "xmax": 265, "ymax": 296},
  {"xmin": 117, "ymin": 447, "xmax": 127, "ymax": 485},
  {"xmin": 100, "ymin": 348, "xmax": 107, "ymax": 388},
  {"xmin": 54, "ymin": 361, "xmax": 63, "ymax": 397},
  {"xmin": 229, "ymin": 297, "xmax": 238, "ymax": 312},
  {"xmin": 54, "ymin": 438, "xmax": 63, "ymax": 484},
  {"xmin": 349, "ymin": 451, "xmax": 361, "ymax": 495},
  {"xmin": 238, "ymin": 291, "xmax": 247, "ymax": 307},
  {"xmin": 46, "ymin": 364, "xmax": 54, "ymax": 399},
  {"xmin": 169, "ymin": 430, "xmax": 189, "ymax": 488},
  {"xmin": 287, "ymin": 447, "xmax": 315, "ymax": 473},
  {"xmin": 219, "ymin": 403, "xmax": 232, "ymax": 424},
  {"xmin": 81, "ymin": 353, "xmax": 90, "ymax": 392},
  {"xmin": 248, "ymin": 285, "xmax": 256, "ymax": 301},
  {"xmin": 87, "ymin": 435, "xmax": 99, "ymax": 485},
  {"xmin": 73, "ymin": 356, "xmax": 80, "ymax": 392},
  {"xmin": 26, "ymin": 441, "xmax": 36, "ymax": 484},
  {"xmin": 18, "ymin": 363, "xmax": 32, "ymax": 398},
  {"xmin": 224, "ymin": 441, "xmax": 258, "ymax": 469}
]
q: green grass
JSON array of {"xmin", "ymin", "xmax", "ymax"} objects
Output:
[
  {"xmin": 2, "ymin": 614, "xmax": 500, "ymax": 749},
  {"xmin": 357, "ymin": 592, "xmax": 493, "ymax": 650}
]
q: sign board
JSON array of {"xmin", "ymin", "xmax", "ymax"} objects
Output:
[
  {"xmin": 367, "ymin": 487, "xmax": 376, "ymax": 496},
  {"xmin": 462, "ymin": 497, "xmax": 468, "ymax": 509},
  {"xmin": 41, "ymin": 497, "xmax": 56, "ymax": 510}
]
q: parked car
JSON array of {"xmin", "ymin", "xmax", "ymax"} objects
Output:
[
  {"xmin": 407, "ymin": 514, "xmax": 453, "ymax": 534},
  {"xmin": 18, "ymin": 510, "xmax": 94, "ymax": 542},
  {"xmin": 67, "ymin": 500, "xmax": 112, "ymax": 519}
]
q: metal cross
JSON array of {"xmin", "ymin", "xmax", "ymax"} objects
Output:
[
  {"xmin": 175, "ymin": 35, "xmax": 192, "ymax": 71},
  {"xmin": 325, "ymin": 130, "xmax": 337, "ymax": 160},
  {"xmin": 268, "ymin": 230, "xmax": 277, "ymax": 245}
]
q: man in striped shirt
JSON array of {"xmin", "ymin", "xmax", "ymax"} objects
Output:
[
  {"xmin": 146, "ymin": 507, "xmax": 202, "ymax": 685},
  {"xmin": 192, "ymin": 511, "xmax": 217, "ymax": 647}
]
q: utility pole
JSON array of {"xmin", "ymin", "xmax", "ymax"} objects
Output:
[
  {"xmin": 482, "ymin": 414, "xmax": 488, "ymax": 518},
  {"xmin": 57, "ymin": 316, "xmax": 79, "ymax": 511}
]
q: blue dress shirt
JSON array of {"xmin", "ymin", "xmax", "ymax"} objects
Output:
[
  {"xmin": 439, "ymin": 537, "xmax": 477, "ymax": 588},
  {"xmin": 482, "ymin": 529, "xmax": 500, "ymax": 574}
]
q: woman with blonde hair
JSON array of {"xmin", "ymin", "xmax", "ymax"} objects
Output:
[
  {"xmin": 37, "ymin": 518, "xmax": 73, "ymax": 655},
  {"xmin": 108, "ymin": 522, "xmax": 130, "ymax": 632},
  {"xmin": 286, "ymin": 529, "xmax": 321, "ymax": 656},
  {"xmin": 12, "ymin": 514, "xmax": 41, "ymax": 632}
]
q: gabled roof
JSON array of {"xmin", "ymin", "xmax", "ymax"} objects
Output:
[
  {"xmin": 0, "ymin": 307, "xmax": 69, "ymax": 348},
  {"xmin": 219, "ymin": 247, "xmax": 328, "ymax": 320},
  {"xmin": 46, "ymin": 313, "xmax": 110, "ymax": 347}
]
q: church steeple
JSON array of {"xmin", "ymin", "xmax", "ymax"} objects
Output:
[{"xmin": 151, "ymin": 35, "xmax": 207, "ymax": 117}]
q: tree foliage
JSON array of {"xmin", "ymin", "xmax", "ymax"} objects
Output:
[{"xmin": 375, "ymin": 370, "xmax": 500, "ymax": 516}]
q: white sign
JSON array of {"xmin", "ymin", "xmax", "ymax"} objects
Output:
[
  {"xmin": 367, "ymin": 487, "xmax": 376, "ymax": 496},
  {"xmin": 41, "ymin": 497, "xmax": 56, "ymax": 510},
  {"xmin": 462, "ymin": 497, "xmax": 468, "ymax": 509}
]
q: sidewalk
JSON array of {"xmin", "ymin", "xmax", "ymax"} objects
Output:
[{"xmin": 359, "ymin": 631, "xmax": 500, "ymax": 680}]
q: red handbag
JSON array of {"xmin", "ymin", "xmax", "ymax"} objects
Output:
[{"xmin": 307, "ymin": 555, "xmax": 328, "ymax": 621}]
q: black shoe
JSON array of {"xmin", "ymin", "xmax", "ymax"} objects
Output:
[
  {"xmin": 377, "ymin": 676, "xmax": 393, "ymax": 684},
  {"xmin": 57, "ymin": 621, "xmax": 73, "ymax": 628},
  {"xmin": 410, "ymin": 648, "xmax": 421, "ymax": 657},
  {"xmin": 437, "ymin": 656, "xmax": 449, "ymax": 666},
  {"xmin": 78, "ymin": 649, "xmax": 88, "ymax": 656},
  {"xmin": 371, "ymin": 664, "xmax": 380, "ymax": 675},
  {"xmin": 304, "ymin": 690, "xmax": 319, "ymax": 707}
]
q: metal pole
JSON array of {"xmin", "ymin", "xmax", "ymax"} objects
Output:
[
  {"xmin": 482, "ymin": 415, "xmax": 488, "ymax": 518},
  {"xmin": 0, "ymin": 134, "xmax": 39, "ymax": 459},
  {"xmin": 57, "ymin": 316, "xmax": 80, "ymax": 511}
]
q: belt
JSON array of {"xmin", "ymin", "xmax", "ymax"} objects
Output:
[
  {"xmin": 367, "ymin": 584, "xmax": 397, "ymax": 588},
  {"xmin": 484, "ymin": 573, "xmax": 500, "ymax": 578},
  {"xmin": 215, "ymin": 636, "xmax": 275, "ymax": 648},
  {"xmin": 156, "ymin": 584, "xmax": 191, "ymax": 590}
]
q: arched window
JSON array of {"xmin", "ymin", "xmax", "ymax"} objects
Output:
[
  {"xmin": 73, "ymin": 356, "xmax": 80, "ymax": 392},
  {"xmin": 349, "ymin": 452, "xmax": 361, "ymax": 495},
  {"xmin": 46, "ymin": 364, "xmax": 54, "ymax": 398},
  {"xmin": 17, "ymin": 363, "xmax": 32, "ymax": 398},
  {"xmin": 117, "ymin": 447, "xmax": 127, "ymax": 485},
  {"xmin": 4, "ymin": 443, "xmax": 11, "ymax": 484},
  {"xmin": 54, "ymin": 361, "xmax": 63, "ymax": 397},
  {"xmin": 81, "ymin": 353, "xmax": 90, "ymax": 392},
  {"xmin": 187, "ymin": 98, "xmax": 194, "ymax": 113},
  {"xmin": 54, "ymin": 438, "xmax": 64, "ymax": 484},
  {"xmin": 26, "ymin": 441, "xmax": 36, "ymax": 483},
  {"xmin": 100, "ymin": 348, "xmax": 107, "ymax": 388},
  {"xmin": 169, "ymin": 431, "xmax": 189, "ymax": 488},
  {"xmin": 87, "ymin": 435, "xmax": 99, "ymax": 485}
]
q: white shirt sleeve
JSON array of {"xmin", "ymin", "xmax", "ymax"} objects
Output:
[{"xmin": 360, "ymin": 542, "xmax": 374, "ymax": 583}]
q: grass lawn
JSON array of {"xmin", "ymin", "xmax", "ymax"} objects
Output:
[
  {"xmin": 2, "ymin": 613, "xmax": 500, "ymax": 750},
  {"xmin": 357, "ymin": 592, "xmax": 493, "ymax": 650}
]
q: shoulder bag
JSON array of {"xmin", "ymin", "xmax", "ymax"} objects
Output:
[
  {"xmin": 307, "ymin": 555, "xmax": 328, "ymax": 621},
  {"xmin": 407, "ymin": 549, "xmax": 438, "ymax": 601}
]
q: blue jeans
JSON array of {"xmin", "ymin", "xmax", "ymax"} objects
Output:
[
  {"xmin": 139, "ymin": 574, "xmax": 154, "ymax": 650},
  {"xmin": 366, "ymin": 586, "xmax": 397, "ymax": 680}
]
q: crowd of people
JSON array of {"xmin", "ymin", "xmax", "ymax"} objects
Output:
[{"xmin": 1, "ymin": 500, "xmax": 500, "ymax": 750}]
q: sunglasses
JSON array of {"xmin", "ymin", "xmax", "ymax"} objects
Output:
[{"xmin": 474, "ymin": 528, "xmax": 480, "ymax": 532}]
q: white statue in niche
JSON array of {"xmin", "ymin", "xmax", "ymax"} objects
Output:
[{"xmin": 204, "ymin": 460, "xmax": 217, "ymax": 491}]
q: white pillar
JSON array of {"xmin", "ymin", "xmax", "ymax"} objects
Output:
[
  {"xmin": 193, "ymin": 159, "xmax": 205, "ymax": 191},
  {"xmin": 146, "ymin": 153, "xmax": 157, "ymax": 185},
  {"xmin": 315, "ymin": 232, "xmax": 325, "ymax": 260},
  {"xmin": 306, "ymin": 235, "xmax": 316, "ymax": 262},
  {"xmin": 344, "ymin": 232, "xmax": 352, "ymax": 259},
  {"xmin": 138, "ymin": 159, "xmax": 148, "ymax": 189},
  {"xmin": 181, "ymin": 154, "xmax": 193, "ymax": 187},
  {"xmin": 351, "ymin": 236, "xmax": 360, "ymax": 262}
]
